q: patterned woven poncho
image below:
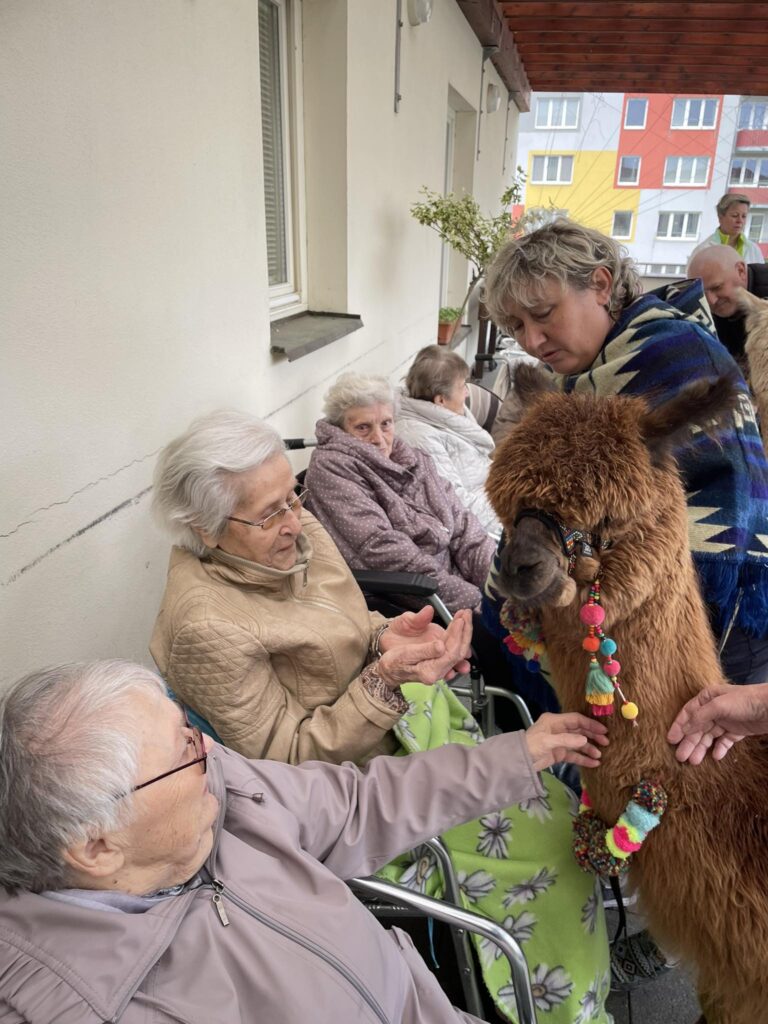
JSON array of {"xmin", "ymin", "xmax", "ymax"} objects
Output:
[{"xmin": 556, "ymin": 279, "xmax": 768, "ymax": 638}]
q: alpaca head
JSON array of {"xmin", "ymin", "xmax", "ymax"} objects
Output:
[{"xmin": 486, "ymin": 366, "xmax": 739, "ymax": 614}]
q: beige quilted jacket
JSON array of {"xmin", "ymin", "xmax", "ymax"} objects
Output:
[{"xmin": 150, "ymin": 512, "xmax": 400, "ymax": 765}]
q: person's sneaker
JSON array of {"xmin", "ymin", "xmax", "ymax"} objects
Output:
[{"xmin": 610, "ymin": 929, "xmax": 674, "ymax": 991}]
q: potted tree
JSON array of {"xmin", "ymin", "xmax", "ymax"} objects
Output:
[
  {"xmin": 411, "ymin": 171, "xmax": 527, "ymax": 344},
  {"xmin": 437, "ymin": 306, "xmax": 462, "ymax": 345}
]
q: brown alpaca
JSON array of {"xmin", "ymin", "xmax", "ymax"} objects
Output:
[
  {"xmin": 485, "ymin": 367, "xmax": 768, "ymax": 1024},
  {"xmin": 738, "ymin": 287, "xmax": 768, "ymax": 453}
]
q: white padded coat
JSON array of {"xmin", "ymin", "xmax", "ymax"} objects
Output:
[{"xmin": 396, "ymin": 394, "xmax": 501, "ymax": 539}]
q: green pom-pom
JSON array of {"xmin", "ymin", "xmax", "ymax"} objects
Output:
[{"xmin": 585, "ymin": 661, "xmax": 613, "ymax": 696}]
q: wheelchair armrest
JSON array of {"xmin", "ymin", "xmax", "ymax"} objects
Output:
[{"xmin": 352, "ymin": 570, "xmax": 439, "ymax": 597}]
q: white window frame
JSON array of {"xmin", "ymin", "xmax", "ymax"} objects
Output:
[
  {"xmin": 530, "ymin": 154, "xmax": 574, "ymax": 185},
  {"xmin": 748, "ymin": 210, "xmax": 768, "ymax": 244},
  {"xmin": 656, "ymin": 211, "xmax": 701, "ymax": 240},
  {"xmin": 730, "ymin": 156, "xmax": 768, "ymax": 188},
  {"xmin": 663, "ymin": 156, "xmax": 710, "ymax": 186},
  {"xmin": 534, "ymin": 97, "xmax": 580, "ymax": 130},
  {"xmin": 260, "ymin": 0, "xmax": 307, "ymax": 319},
  {"xmin": 670, "ymin": 97, "xmax": 719, "ymax": 130},
  {"xmin": 624, "ymin": 98, "xmax": 648, "ymax": 129},
  {"xmin": 611, "ymin": 210, "xmax": 633, "ymax": 239},
  {"xmin": 738, "ymin": 100, "xmax": 768, "ymax": 131},
  {"xmin": 617, "ymin": 155, "xmax": 641, "ymax": 186}
]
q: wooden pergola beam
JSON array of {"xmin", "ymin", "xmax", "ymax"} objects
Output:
[
  {"xmin": 500, "ymin": 1, "xmax": 755, "ymax": 19},
  {"xmin": 455, "ymin": 0, "xmax": 531, "ymax": 111}
]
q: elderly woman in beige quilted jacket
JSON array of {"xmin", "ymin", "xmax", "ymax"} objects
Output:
[{"xmin": 150, "ymin": 410, "xmax": 472, "ymax": 765}]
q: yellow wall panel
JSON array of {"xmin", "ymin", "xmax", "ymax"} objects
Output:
[{"xmin": 525, "ymin": 151, "xmax": 640, "ymax": 241}]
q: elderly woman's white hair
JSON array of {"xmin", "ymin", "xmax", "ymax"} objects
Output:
[
  {"xmin": 323, "ymin": 372, "xmax": 397, "ymax": 427},
  {"xmin": 152, "ymin": 410, "xmax": 285, "ymax": 556},
  {"xmin": 0, "ymin": 660, "xmax": 167, "ymax": 894}
]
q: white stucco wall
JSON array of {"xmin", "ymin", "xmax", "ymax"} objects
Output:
[{"xmin": 1, "ymin": 0, "xmax": 520, "ymax": 686}]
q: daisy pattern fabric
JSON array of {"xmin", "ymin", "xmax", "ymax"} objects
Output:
[{"xmin": 377, "ymin": 681, "xmax": 610, "ymax": 1024}]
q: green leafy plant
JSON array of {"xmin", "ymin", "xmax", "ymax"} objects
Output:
[
  {"xmin": 411, "ymin": 169, "xmax": 527, "ymax": 327},
  {"xmin": 438, "ymin": 306, "xmax": 462, "ymax": 324}
]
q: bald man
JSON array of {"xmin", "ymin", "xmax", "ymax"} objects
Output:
[{"xmin": 687, "ymin": 244, "xmax": 768, "ymax": 362}]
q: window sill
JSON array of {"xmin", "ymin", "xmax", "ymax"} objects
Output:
[{"xmin": 270, "ymin": 311, "xmax": 364, "ymax": 362}]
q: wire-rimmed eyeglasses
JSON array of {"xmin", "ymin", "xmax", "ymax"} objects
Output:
[
  {"xmin": 131, "ymin": 709, "xmax": 208, "ymax": 793},
  {"xmin": 226, "ymin": 488, "xmax": 309, "ymax": 531}
]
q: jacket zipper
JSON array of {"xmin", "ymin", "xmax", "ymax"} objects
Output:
[{"xmin": 204, "ymin": 876, "xmax": 391, "ymax": 1024}]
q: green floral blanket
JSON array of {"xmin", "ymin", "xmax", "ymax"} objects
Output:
[{"xmin": 378, "ymin": 681, "xmax": 611, "ymax": 1024}]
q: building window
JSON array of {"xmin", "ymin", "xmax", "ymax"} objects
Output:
[
  {"xmin": 656, "ymin": 211, "xmax": 701, "ymax": 240},
  {"xmin": 624, "ymin": 98, "xmax": 648, "ymax": 129},
  {"xmin": 611, "ymin": 211, "xmax": 633, "ymax": 239},
  {"xmin": 531, "ymin": 154, "xmax": 574, "ymax": 184},
  {"xmin": 535, "ymin": 97, "xmax": 580, "ymax": 130},
  {"xmin": 663, "ymin": 156, "xmax": 710, "ymax": 186},
  {"xmin": 748, "ymin": 210, "xmax": 767, "ymax": 243},
  {"xmin": 739, "ymin": 101, "xmax": 768, "ymax": 131},
  {"xmin": 730, "ymin": 157, "xmax": 768, "ymax": 188},
  {"xmin": 671, "ymin": 98, "xmax": 718, "ymax": 129},
  {"xmin": 637, "ymin": 263, "xmax": 687, "ymax": 277},
  {"xmin": 260, "ymin": 0, "xmax": 305, "ymax": 315},
  {"xmin": 618, "ymin": 156, "xmax": 641, "ymax": 185}
]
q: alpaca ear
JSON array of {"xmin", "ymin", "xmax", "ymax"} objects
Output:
[
  {"xmin": 638, "ymin": 374, "xmax": 741, "ymax": 466},
  {"xmin": 513, "ymin": 363, "xmax": 557, "ymax": 411}
]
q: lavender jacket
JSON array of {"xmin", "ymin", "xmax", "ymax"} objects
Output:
[
  {"xmin": 306, "ymin": 422, "xmax": 496, "ymax": 611},
  {"xmin": 0, "ymin": 735, "xmax": 543, "ymax": 1024}
]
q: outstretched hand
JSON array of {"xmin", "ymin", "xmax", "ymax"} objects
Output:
[
  {"xmin": 377, "ymin": 608, "xmax": 473, "ymax": 688},
  {"xmin": 524, "ymin": 712, "xmax": 609, "ymax": 772},
  {"xmin": 667, "ymin": 684, "xmax": 768, "ymax": 764}
]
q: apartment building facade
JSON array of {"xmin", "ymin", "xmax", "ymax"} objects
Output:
[{"xmin": 515, "ymin": 92, "xmax": 768, "ymax": 281}]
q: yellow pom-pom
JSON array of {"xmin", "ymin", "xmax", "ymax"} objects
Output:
[{"xmin": 621, "ymin": 702, "xmax": 639, "ymax": 720}]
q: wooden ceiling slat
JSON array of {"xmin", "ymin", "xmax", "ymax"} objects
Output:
[
  {"xmin": 525, "ymin": 53, "xmax": 750, "ymax": 68},
  {"xmin": 500, "ymin": 1, "xmax": 758, "ymax": 20},
  {"xmin": 533, "ymin": 78, "xmax": 768, "ymax": 92},
  {"xmin": 510, "ymin": 20, "xmax": 758, "ymax": 33},
  {"xmin": 521, "ymin": 44, "xmax": 768, "ymax": 58},
  {"xmin": 511, "ymin": 28, "xmax": 767, "ymax": 43}
]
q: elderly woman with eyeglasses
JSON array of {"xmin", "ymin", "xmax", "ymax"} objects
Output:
[
  {"xmin": 305, "ymin": 372, "xmax": 496, "ymax": 613},
  {"xmin": 0, "ymin": 659, "xmax": 606, "ymax": 1024},
  {"xmin": 150, "ymin": 410, "xmax": 473, "ymax": 765}
]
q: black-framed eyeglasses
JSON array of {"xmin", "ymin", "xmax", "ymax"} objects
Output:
[
  {"xmin": 131, "ymin": 709, "xmax": 208, "ymax": 793},
  {"xmin": 226, "ymin": 487, "xmax": 309, "ymax": 532}
]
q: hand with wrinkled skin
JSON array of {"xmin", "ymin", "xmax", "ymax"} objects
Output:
[
  {"xmin": 377, "ymin": 608, "xmax": 473, "ymax": 689},
  {"xmin": 524, "ymin": 711, "xmax": 609, "ymax": 772},
  {"xmin": 667, "ymin": 683, "xmax": 768, "ymax": 764}
]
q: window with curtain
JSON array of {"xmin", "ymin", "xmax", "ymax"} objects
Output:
[
  {"xmin": 259, "ymin": 0, "xmax": 304, "ymax": 313},
  {"xmin": 530, "ymin": 154, "xmax": 574, "ymax": 184},
  {"xmin": 617, "ymin": 156, "xmax": 641, "ymax": 185},
  {"xmin": 656, "ymin": 211, "xmax": 701, "ymax": 240},
  {"xmin": 670, "ymin": 98, "xmax": 718, "ymax": 129},
  {"xmin": 738, "ymin": 101, "xmax": 768, "ymax": 131},
  {"xmin": 730, "ymin": 157, "xmax": 768, "ymax": 188},
  {"xmin": 535, "ymin": 97, "xmax": 580, "ymax": 130},
  {"xmin": 611, "ymin": 210, "xmax": 633, "ymax": 239},
  {"xmin": 663, "ymin": 156, "xmax": 709, "ymax": 186}
]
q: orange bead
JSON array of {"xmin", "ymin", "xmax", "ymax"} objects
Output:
[{"xmin": 582, "ymin": 636, "xmax": 601, "ymax": 652}]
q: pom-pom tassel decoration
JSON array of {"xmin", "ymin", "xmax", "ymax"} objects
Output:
[{"xmin": 579, "ymin": 579, "xmax": 639, "ymax": 725}]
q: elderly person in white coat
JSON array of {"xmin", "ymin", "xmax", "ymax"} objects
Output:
[{"xmin": 397, "ymin": 347, "xmax": 501, "ymax": 539}]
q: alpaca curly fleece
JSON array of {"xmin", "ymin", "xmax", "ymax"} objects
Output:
[{"xmin": 486, "ymin": 372, "xmax": 768, "ymax": 1024}]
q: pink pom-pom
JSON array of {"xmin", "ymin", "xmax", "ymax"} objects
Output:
[
  {"xmin": 602, "ymin": 659, "xmax": 621, "ymax": 676},
  {"xmin": 579, "ymin": 603, "xmax": 605, "ymax": 626}
]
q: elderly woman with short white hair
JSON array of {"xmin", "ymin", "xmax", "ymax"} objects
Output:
[
  {"xmin": 0, "ymin": 658, "xmax": 607, "ymax": 1024},
  {"xmin": 150, "ymin": 410, "xmax": 472, "ymax": 765},
  {"xmin": 397, "ymin": 346, "xmax": 501, "ymax": 538},
  {"xmin": 306, "ymin": 372, "xmax": 496, "ymax": 613}
]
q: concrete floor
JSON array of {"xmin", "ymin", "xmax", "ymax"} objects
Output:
[{"xmin": 604, "ymin": 909, "xmax": 701, "ymax": 1024}]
